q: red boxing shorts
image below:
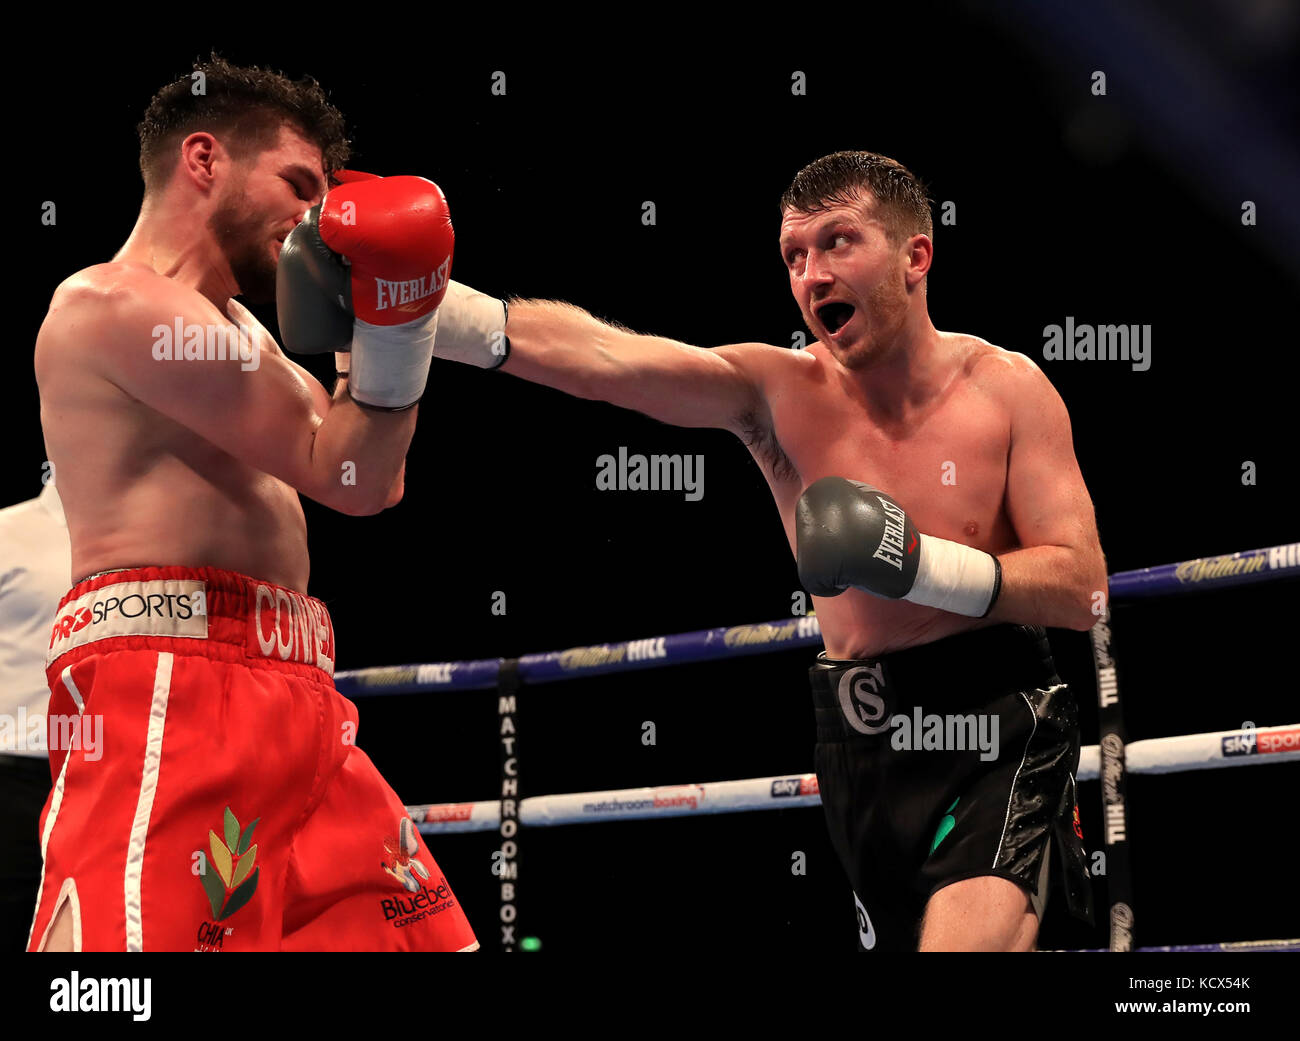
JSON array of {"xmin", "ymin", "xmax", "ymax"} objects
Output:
[{"xmin": 27, "ymin": 565, "xmax": 478, "ymax": 952}]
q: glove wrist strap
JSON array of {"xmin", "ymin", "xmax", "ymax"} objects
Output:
[
  {"xmin": 903, "ymin": 534, "xmax": 1002, "ymax": 618},
  {"xmin": 347, "ymin": 312, "xmax": 438, "ymax": 410},
  {"xmin": 434, "ymin": 280, "xmax": 510, "ymax": 369}
]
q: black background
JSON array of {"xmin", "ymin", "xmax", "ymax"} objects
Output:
[{"xmin": 9, "ymin": 2, "xmax": 1298, "ymax": 955}]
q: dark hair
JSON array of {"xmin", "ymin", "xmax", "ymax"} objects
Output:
[
  {"xmin": 137, "ymin": 54, "xmax": 351, "ymax": 193},
  {"xmin": 780, "ymin": 151, "xmax": 933, "ymax": 242}
]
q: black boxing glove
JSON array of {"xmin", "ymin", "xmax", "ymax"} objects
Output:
[
  {"xmin": 796, "ymin": 476, "xmax": 1002, "ymax": 617},
  {"xmin": 275, "ymin": 201, "xmax": 353, "ymax": 356}
]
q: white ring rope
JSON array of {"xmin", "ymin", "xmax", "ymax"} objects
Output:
[{"xmin": 407, "ymin": 724, "xmax": 1298, "ymax": 834}]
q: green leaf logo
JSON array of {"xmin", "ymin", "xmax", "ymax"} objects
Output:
[
  {"xmin": 199, "ymin": 807, "xmax": 262, "ymax": 921},
  {"xmin": 929, "ymin": 798, "xmax": 959, "ymax": 856}
]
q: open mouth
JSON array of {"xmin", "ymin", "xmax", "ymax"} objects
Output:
[{"xmin": 816, "ymin": 301, "xmax": 856, "ymax": 336}]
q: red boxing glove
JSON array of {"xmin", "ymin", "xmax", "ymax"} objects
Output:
[
  {"xmin": 330, "ymin": 168, "xmax": 382, "ymax": 186},
  {"xmin": 317, "ymin": 175, "xmax": 453, "ymax": 328}
]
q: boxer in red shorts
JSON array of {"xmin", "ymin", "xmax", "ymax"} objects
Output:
[
  {"xmin": 29, "ymin": 58, "xmax": 485, "ymax": 951},
  {"xmin": 31, "ymin": 566, "xmax": 475, "ymax": 952}
]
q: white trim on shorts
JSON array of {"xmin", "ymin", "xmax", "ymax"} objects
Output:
[
  {"xmin": 26, "ymin": 664, "xmax": 86, "ymax": 951},
  {"xmin": 124, "ymin": 652, "xmax": 174, "ymax": 952}
]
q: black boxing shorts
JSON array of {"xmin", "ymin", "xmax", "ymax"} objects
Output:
[{"xmin": 810, "ymin": 623, "xmax": 1094, "ymax": 951}]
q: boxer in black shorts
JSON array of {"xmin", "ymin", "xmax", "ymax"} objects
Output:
[
  {"xmin": 811, "ymin": 623, "xmax": 1093, "ymax": 951},
  {"xmin": 430, "ymin": 150, "xmax": 1109, "ymax": 947}
]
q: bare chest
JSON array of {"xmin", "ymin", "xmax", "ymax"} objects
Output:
[
  {"xmin": 769, "ymin": 371, "xmax": 1012, "ymax": 545},
  {"xmin": 42, "ymin": 370, "xmax": 309, "ymax": 587}
]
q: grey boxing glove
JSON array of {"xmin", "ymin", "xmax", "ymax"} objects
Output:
[
  {"xmin": 796, "ymin": 476, "xmax": 1002, "ymax": 618},
  {"xmin": 275, "ymin": 202, "xmax": 353, "ymax": 356}
]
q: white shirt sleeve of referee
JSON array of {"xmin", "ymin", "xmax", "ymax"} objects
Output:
[{"xmin": 0, "ymin": 483, "xmax": 72, "ymax": 756}]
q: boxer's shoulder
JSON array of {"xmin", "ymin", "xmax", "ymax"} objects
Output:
[
  {"xmin": 950, "ymin": 336, "xmax": 1076, "ymax": 449},
  {"xmin": 712, "ymin": 339, "xmax": 811, "ymax": 366},
  {"xmin": 41, "ymin": 263, "xmax": 222, "ymax": 362},
  {"xmin": 948, "ymin": 333, "xmax": 1056, "ymax": 403},
  {"xmin": 50, "ymin": 260, "xmax": 172, "ymax": 307},
  {"xmin": 714, "ymin": 338, "xmax": 822, "ymax": 389},
  {"xmin": 38, "ymin": 264, "xmax": 152, "ymax": 372},
  {"xmin": 50, "ymin": 261, "xmax": 231, "ymax": 322}
]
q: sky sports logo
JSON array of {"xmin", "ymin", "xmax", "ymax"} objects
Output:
[
  {"xmin": 1222, "ymin": 727, "xmax": 1300, "ymax": 758},
  {"xmin": 771, "ymin": 777, "xmax": 819, "ymax": 798}
]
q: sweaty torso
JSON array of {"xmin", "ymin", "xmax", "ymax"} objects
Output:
[
  {"xmin": 746, "ymin": 333, "xmax": 1019, "ymax": 658},
  {"xmin": 35, "ymin": 265, "xmax": 324, "ymax": 592}
]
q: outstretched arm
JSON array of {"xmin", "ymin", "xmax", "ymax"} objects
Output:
[
  {"xmin": 434, "ymin": 283, "xmax": 786, "ymax": 436},
  {"xmin": 504, "ymin": 298, "xmax": 778, "ymax": 435}
]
